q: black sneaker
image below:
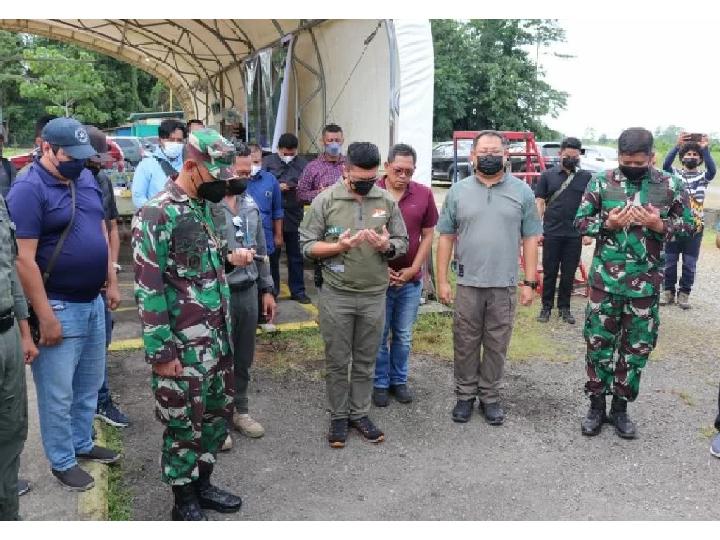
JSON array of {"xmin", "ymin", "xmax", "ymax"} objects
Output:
[
  {"xmin": 17, "ymin": 479, "xmax": 31, "ymax": 497},
  {"xmin": 96, "ymin": 399, "xmax": 130, "ymax": 428},
  {"xmin": 479, "ymin": 400, "xmax": 505, "ymax": 426},
  {"xmin": 389, "ymin": 384, "xmax": 413, "ymax": 404},
  {"xmin": 52, "ymin": 465, "xmax": 95, "ymax": 492},
  {"xmin": 452, "ymin": 398, "xmax": 475, "ymax": 423},
  {"xmin": 77, "ymin": 445, "xmax": 121, "ymax": 464},
  {"xmin": 328, "ymin": 418, "xmax": 349, "ymax": 449},
  {"xmin": 537, "ymin": 308, "xmax": 551, "ymax": 323},
  {"xmin": 372, "ymin": 387, "xmax": 389, "ymax": 407},
  {"xmin": 291, "ymin": 294, "xmax": 312, "ymax": 305},
  {"xmin": 349, "ymin": 416, "xmax": 385, "ymax": 443}
]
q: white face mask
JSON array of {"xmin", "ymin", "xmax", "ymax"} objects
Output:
[
  {"xmin": 281, "ymin": 155, "xmax": 295, "ymax": 164},
  {"xmin": 163, "ymin": 141, "xmax": 184, "ymax": 160},
  {"xmin": 251, "ymin": 164, "xmax": 261, "ymax": 176}
]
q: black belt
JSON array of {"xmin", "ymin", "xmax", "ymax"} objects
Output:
[
  {"xmin": 0, "ymin": 309, "xmax": 15, "ymax": 334},
  {"xmin": 230, "ymin": 281, "xmax": 256, "ymax": 292}
]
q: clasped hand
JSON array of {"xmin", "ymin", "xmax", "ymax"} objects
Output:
[
  {"xmin": 605, "ymin": 204, "xmax": 663, "ymax": 232},
  {"xmin": 338, "ymin": 226, "xmax": 390, "ymax": 253}
]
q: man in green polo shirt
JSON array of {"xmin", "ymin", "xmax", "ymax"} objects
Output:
[
  {"xmin": 299, "ymin": 142, "xmax": 408, "ymax": 449},
  {"xmin": 436, "ymin": 130, "xmax": 543, "ymax": 425}
]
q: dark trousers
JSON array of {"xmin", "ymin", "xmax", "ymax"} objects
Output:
[
  {"xmin": 542, "ymin": 236, "xmax": 582, "ymax": 310},
  {"xmin": 231, "ymin": 284, "xmax": 259, "ymax": 414},
  {"xmin": 664, "ymin": 231, "xmax": 703, "ymax": 294},
  {"xmin": 269, "ymin": 230, "xmax": 306, "ymax": 298}
]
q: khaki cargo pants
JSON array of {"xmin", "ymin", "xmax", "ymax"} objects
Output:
[{"xmin": 453, "ymin": 285, "xmax": 517, "ymax": 404}]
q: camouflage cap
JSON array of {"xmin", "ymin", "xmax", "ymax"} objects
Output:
[{"xmin": 187, "ymin": 128, "xmax": 237, "ymax": 180}]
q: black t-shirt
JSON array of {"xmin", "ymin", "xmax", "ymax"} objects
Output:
[{"xmin": 534, "ymin": 165, "xmax": 592, "ymax": 238}]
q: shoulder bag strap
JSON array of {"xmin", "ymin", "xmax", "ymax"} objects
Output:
[{"xmin": 42, "ymin": 179, "xmax": 76, "ymax": 284}]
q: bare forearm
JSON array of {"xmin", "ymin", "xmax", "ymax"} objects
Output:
[
  {"xmin": 411, "ymin": 231, "xmax": 434, "ymax": 271},
  {"xmin": 109, "ymin": 220, "xmax": 120, "ymax": 263},
  {"xmin": 436, "ymin": 235, "xmax": 454, "ymax": 284},
  {"xmin": 522, "ymin": 237, "xmax": 539, "ymax": 281},
  {"xmin": 535, "ymin": 198, "xmax": 545, "ymax": 219},
  {"xmin": 18, "ymin": 319, "xmax": 31, "ymax": 339},
  {"xmin": 273, "ymin": 219, "xmax": 282, "ymax": 237}
]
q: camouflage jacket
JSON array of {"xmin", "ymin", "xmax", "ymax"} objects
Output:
[
  {"xmin": 132, "ymin": 180, "xmax": 231, "ymax": 370},
  {"xmin": 574, "ymin": 167, "xmax": 694, "ymax": 298}
]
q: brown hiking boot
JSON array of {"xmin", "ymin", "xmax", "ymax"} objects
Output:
[{"xmin": 677, "ymin": 291, "xmax": 691, "ymax": 310}]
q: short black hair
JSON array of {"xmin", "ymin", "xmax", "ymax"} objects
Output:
[
  {"xmin": 561, "ymin": 137, "xmax": 582, "ymax": 151},
  {"xmin": 187, "ymin": 119, "xmax": 203, "ymax": 129},
  {"xmin": 473, "ymin": 130, "xmax": 508, "ymax": 149},
  {"xmin": 322, "ymin": 123, "xmax": 343, "ymax": 136},
  {"xmin": 679, "ymin": 142, "xmax": 703, "ymax": 162},
  {"xmin": 159, "ymin": 119, "xmax": 187, "ymax": 140},
  {"xmin": 35, "ymin": 114, "xmax": 58, "ymax": 137},
  {"xmin": 278, "ymin": 133, "xmax": 299, "ymax": 150},
  {"xmin": 346, "ymin": 142, "xmax": 380, "ymax": 170},
  {"xmin": 618, "ymin": 127, "xmax": 653, "ymax": 156},
  {"xmin": 387, "ymin": 143, "xmax": 417, "ymax": 164},
  {"xmin": 234, "ymin": 141, "xmax": 251, "ymax": 158}
]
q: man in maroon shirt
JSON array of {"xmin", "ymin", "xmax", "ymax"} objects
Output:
[
  {"xmin": 373, "ymin": 144, "xmax": 438, "ymax": 406},
  {"xmin": 297, "ymin": 124, "xmax": 345, "ymax": 203}
]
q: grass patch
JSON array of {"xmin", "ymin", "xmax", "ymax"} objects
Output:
[
  {"xmin": 413, "ymin": 312, "xmax": 454, "ymax": 360},
  {"xmin": 3, "ymin": 147, "xmax": 32, "ymax": 157},
  {"xmin": 256, "ymin": 328, "xmax": 325, "ymax": 379},
  {"xmin": 104, "ymin": 425, "xmax": 132, "ymax": 521}
]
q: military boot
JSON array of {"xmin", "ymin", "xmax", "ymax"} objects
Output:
[
  {"xmin": 607, "ymin": 396, "xmax": 637, "ymax": 439},
  {"xmin": 171, "ymin": 484, "xmax": 207, "ymax": 521},
  {"xmin": 195, "ymin": 469, "xmax": 242, "ymax": 513},
  {"xmin": 580, "ymin": 394, "xmax": 606, "ymax": 436}
]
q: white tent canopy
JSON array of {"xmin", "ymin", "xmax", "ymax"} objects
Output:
[{"xmin": 0, "ymin": 19, "xmax": 434, "ymax": 184}]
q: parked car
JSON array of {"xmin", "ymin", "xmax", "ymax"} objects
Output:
[
  {"xmin": 140, "ymin": 136, "xmax": 159, "ymax": 154},
  {"xmin": 432, "ymin": 140, "xmax": 473, "ymax": 185},
  {"xmin": 109, "ymin": 136, "xmax": 145, "ymax": 166},
  {"xmin": 580, "ymin": 145, "xmax": 619, "ymax": 173},
  {"xmin": 8, "ymin": 151, "xmax": 33, "ymax": 171}
]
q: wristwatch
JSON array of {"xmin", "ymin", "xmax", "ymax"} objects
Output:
[{"xmin": 522, "ymin": 280, "xmax": 538, "ymax": 290}]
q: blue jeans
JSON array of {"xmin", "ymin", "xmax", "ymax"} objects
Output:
[
  {"xmin": 374, "ymin": 280, "xmax": 423, "ymax": 389},
  {"xmin": 96, "ymin": 295, "xmax": 113, "ymax": 409},
  {"xmin": 664, "ymin": 231, "xmax": 703, "ymax": 294},
  {"xmin": 31, "ymin": 295, "xmax": 106, "ymax": 471}
]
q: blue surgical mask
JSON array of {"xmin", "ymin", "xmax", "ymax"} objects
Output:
[
  {"xmin": 325, "ymin": 142, "xmax": 342, "ymax": 156},
  {"xmin": 163, "ymin": 141, "xmax": 184, "ymax": 160},
  {"xmin": 56, "ymin": 158, "xmax": 87, "ymax": 181}
]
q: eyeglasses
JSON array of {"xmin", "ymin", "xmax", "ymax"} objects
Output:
[{"xmin": 390, "ymin": 167, "xmax": 415, "ymax": 177}]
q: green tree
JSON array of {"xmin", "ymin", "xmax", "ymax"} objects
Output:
[
  {"xmin": 20, "ymin": 45, "xmax": 108, "ymax": 123},
  {"xmin": 432, "ymin": 19, "xmax": 568, "ymax": 140}
]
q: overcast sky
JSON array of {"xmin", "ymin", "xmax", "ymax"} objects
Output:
[{"xmin": 539, "ymin": 18, "xmax": 719, "ymax": 139}]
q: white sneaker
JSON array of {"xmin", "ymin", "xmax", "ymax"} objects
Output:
[
  {"xmin": 232, "ymin": 412, "xmax": 265, "ymax": 438},
  {"xmin": 260, "ymin": 323, "xmax": 277, "ymax": 333}
]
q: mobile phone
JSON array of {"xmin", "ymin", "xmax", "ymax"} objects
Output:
[{"xmin": 686, "ymin": 133, "xmax": 702, "ymax": 142}]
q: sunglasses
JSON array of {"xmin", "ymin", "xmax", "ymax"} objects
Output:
[{"xmin": 390, "ymin": 166, "xmax": 415, "ymax": 177}]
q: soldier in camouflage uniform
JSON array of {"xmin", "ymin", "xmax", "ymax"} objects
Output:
[
  {"xmin": 574, "ymin": 127, "xmax": 694, "ymax": 439},
  {"xmin": 132, "ymin": 128, "xmax": 242, "ymax": 520}
]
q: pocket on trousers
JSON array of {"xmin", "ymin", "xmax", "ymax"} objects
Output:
[{"xmin": 154, "ymin": 376, "xmax": 190, "ymax": 425}]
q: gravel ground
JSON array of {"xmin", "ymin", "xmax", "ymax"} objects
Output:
[{"xmin": 110, "ymin": 242, "xmax": 720, "ymax": 521}]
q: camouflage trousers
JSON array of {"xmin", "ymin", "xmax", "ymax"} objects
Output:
[
  {"xmin": 582, "ymin": 288, "xmax": 659, "ymax": 402},
  {"xmin": 151, "ymin": 356, "xmax": 234, "ymax": 485}
]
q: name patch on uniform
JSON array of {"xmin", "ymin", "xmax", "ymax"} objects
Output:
[
  {"xmin": 328, "ymin": 264, "xmax": 345, "ymax": 273},
  {"xmin": 372, "ymin": 208, "xmax": 387, "ymax": 218}
]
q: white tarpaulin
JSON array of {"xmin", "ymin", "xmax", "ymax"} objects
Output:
[
  {"xmin": 392, "ymin": 20, "xmax": 434, "ymax": 186},
  {"xmin": 272, "ymin": 36, "xmax": 294, "ymax": 152}
]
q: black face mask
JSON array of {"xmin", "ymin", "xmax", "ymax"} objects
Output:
[
  {"xmin": 562, "ymin": 157, "xmax": 580, "ymax": 171},
  {"xmin": 476, "ymin": 155, "xmax": 504, "ymax": 176},
  {"xmin": 351, "ymin": 180, "xmax": 375, "ymax": 196},
  {"xmin": 197, "ymin": 180, "xmax": 227, "ymax": 203},
  {"xmin": 682, "ymin": 158, "xmax": 699, "ymax": 169},
  {"xmin": 228, "ymin": 178, "xmax": 249, "ymax": 196},
  {"xmin": 619, "ymin": 165, "xmax": 649, "ymax": 182}
]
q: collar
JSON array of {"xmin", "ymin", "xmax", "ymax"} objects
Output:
[
  {"xmin": 474, "ymin": 172, "xmax": 508, "ymax": 187},
  {"xmin": 33, "ymin": 158, "xmax": 73, "ymax": 187},
  {"xmin": 377, "ymin": 176, "xmax": 414, "ymax": 197},
  {"xmin": 165, "ymin": 178, "xmax": 189, "ymax": 202}
]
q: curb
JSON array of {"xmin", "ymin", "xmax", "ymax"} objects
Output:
[{"xmin": 77, "ymin": 419, "xmax": 110, "ymax": 520}]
